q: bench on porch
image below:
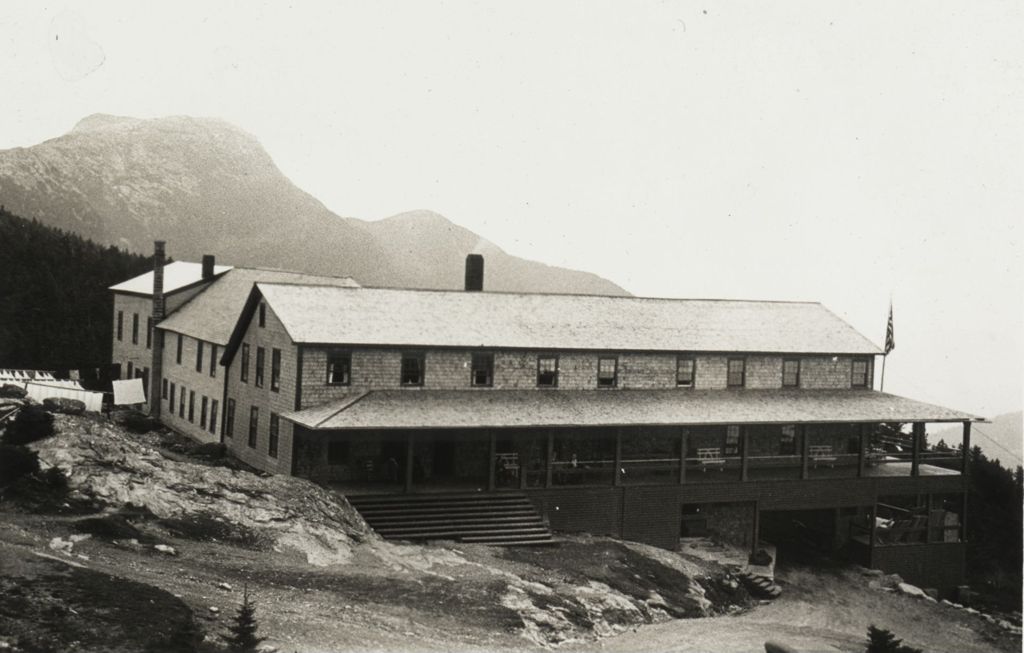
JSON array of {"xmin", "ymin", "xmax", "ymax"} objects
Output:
[
  {"xmin": 809, "ymin": 445, "xmax": 837, "ymax": 467},
  {"xmin": 697, "ymin": 447, "xmax": 726, "ymax": 471}
]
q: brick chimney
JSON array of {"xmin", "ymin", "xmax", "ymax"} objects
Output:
[
  {"xmin": 202, "ymin": 254, "xmax": 215, "ymax": 280},
  {"xmin": 465, "ymin": 254, "xmax": 484, "ymax": 292},
  {"xmin": 149, "ymin": 241, "xmax": 166, "ymax": 417}
]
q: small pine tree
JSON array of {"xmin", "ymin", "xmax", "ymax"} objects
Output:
[
  {"xmin": 223, "ymin": 585, "xmax": 266, "ymax": 653},
  {"xmin": 866, "ymin": 625, "xmax": 922, "ymax": 653}
]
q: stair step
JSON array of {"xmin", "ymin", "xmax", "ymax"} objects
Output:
[
  {"xmin": 355, "ymin": 504, "xmax": 534, "ymax": 517},
  {"xmin": 351, "ymin": 498, "xmax": 533, "ymax": 511},
  {"xmin": 349, "ymin": 492, "xmax": 530, "ymax": 504},
  {"xmin": 373, "ymin": 517, "xmax": 544, "ymax": 530},
  {"xmin": 380, "ymin": 526, "xmax": 551, "ymax": 539}
]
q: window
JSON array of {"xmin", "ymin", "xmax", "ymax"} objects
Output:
[
  {"xmin": 537, "ymin": 355, "xmax": 558, "ymax": 387},
  {"xmin": 255, "ymin": 347, "xmax": 265, "ymax": 388},
  {"xmin": 851, "ymin": 358, "xmax": 869, "ymax": 387},
  {"xmin": 179, "ymin": 386, "xmax": 186, "ymax": 418},
  {"xmin": 779, "ymin": 425, "xmax": 797, "ymax": 455},
  {"xmin": 210, "ymin": 344, "xmax": 217, "ymax": 378},
  {"xmin": 471, "ymin": 352, "xmax": 493, "ymax": 386},
  {"xmin": 725, "ymin": 425, "xmax": 741, "ymax": 455},
  {"xmin": 400, "ymin": 352, "xmax": 425, "ymax": 386},
  {"xmin": 126, "ymin": 361, "xmax": 133, "ymax": 379},
  {"xmin": 116, "ymin": 311, "xmax": 123, "ymax": 341},
  {"xmin": 597, "ymin": 356, "xmax": 618, "ymax": 388},
  {"xmin": 169, "ymin": 382, "xmax": 175, "ymax": 408},
  {"xmin": 200, "ymin": 396, "xmax": 208, "ymax": 429},
  {"xmin": 727, "ymin": 358, "xmax": 746, "ymax": 387},
  {"xmin": 141, "ymin": 367, "xmax": 148, "ymax": 396},
  {"xmin": 146, "ymin": 317, "xmax": 153, "ymax": 349},
  {"xmin": 268, "ymin": 414, "xmax": 279, "ymax": 458},
  {"xmin": 188, "ymin": 390, "xmax": 195, "ymax": 423},
  {"xmin": 676, "ymin": 355, "xmax": 696, "ymax": 387},
  {"xmin": 225, "ymin": 399, "xmax": 235, "ymax": 438},
  {"xmin": 209, "ymin": 400, "xmax": 219, "ymax": 436},
  {"xmin": 327, "ymin": 441, "xmax": 350, "ymax": 465},
  {"xmin": 258, "ymin": 303, "xmax": 266, "ymax": 328},
  {"xmin": 248, "ymin": 406, "xmax": 259, "ymax": 448},
  {"xmin": 176, "ymin": 334, "xmax": 183, "ymax": 365},
  {"xmin": 161, "ymin": 379, "xmax": 168, "ymax": 399},
  {"xmin": 327, "ymin": 350, "xmax": 351, "ymax": 385},
  {"xmin": 131, "ymin": 313, "xmax": 139, "ymax": 345},
  {"xmin": 240, "ymin": 343, "xmax": 250, "ymax": 383},
  {"xmin": 782, "ymin": 358, "xmax": 801, "ymax": 388},
  {"xmin": 271, "ymin": 348, "xmax": 281, "ymax": 392},
  {"xmin": 196, "ymin": 341, "xmax": 204, "ymax": 373}
]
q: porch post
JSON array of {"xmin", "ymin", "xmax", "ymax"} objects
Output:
[
  {"xmin": 926, "ymin": 493, "xmax": 935, "ymax": 543},
  {"xmin": 869, "ymin": 499, "xmax": 878, "ymax": 561},
  {"xmin": 751, "ymin": 501, "xmax": 760, "ymax": 557},
  {"xmin": 487, "ymin": 431, "xmax": 496, "ymax": 492},
  {"xmin": 679, "ymin": 428, "xmax": 687, "ymax": 485},
  {"xmin": 404, "ymin": 432, "xmax": 414, "ymax": 493},
  {"xmin": 961, "ymin": 421, "xmax": 971, "ymax": 476},
  {"xmin": 545, "ymin": 429, "xmax": 554, "ymax": 488},
  {"xmin": 858, "ymin": 423, "xmax": 868, "ymax": 478},
  {"xmin": 613, "ymin": 428, "xmax": 623, "ymax": 486},
  {"xmin": 911, "ymin": 422, "xmax": 923, "ymax": 477},
  {"xmin": 800, "ymin": 425, "xmax": 810, "ymax": 479},
  {"xmin": 740, "ymin": 427, "xmax": 749, "ymax": 482}
]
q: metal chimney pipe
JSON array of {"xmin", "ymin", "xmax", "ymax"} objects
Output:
[
  {"xmin": 149, "ymin": 241, "xmax": 166, "ymax": 417},
  {"xmin": 202, "ymin": 254, "xmax": 215, "ymax": 280}
]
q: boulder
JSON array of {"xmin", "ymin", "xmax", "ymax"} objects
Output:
[
  {"xmin": 42, "ymin": 397, "xmax": 86, "ymax": 415},
  {"xmin": 897, "ymin": 582, "xmax": 927, "ymax": 599},
  {"xmin": 0, "ymin": 384, "xmax": 27, "ymax": 399}
]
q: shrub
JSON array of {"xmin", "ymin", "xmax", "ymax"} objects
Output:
[
  {"xmin": 866, "ymin": 625, "xmax": 922, "ymax": 653},
  {"xmin": 3, "ymin": 405, "xmax": 55, "ymax": 444},
  {"xmin": 0, "ymin": 444, "xmax": 40, "ymax": 486}
]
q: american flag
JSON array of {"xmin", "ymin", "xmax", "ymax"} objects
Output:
[{"xmin": 884, "ymin": 302, "xmax": 895, "ymax": 354}]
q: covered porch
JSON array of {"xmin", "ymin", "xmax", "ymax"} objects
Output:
[{"xmin": 282, "ymin": 388, "xmax": 979, "ymax": 495}]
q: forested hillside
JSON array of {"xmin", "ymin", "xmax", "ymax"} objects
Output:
[{"xmin": 0, "ymin": 208, "xmax": 152, "ymax": 371}]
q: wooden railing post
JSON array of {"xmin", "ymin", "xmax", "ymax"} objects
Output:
[
  {"xmin": 740, "ymin": 427, "xmax": 749, "ymax": 482},
  {"xmin": 404, "ymin": 432, "xmax": 414, "ymax": 493},
  {"xmin": 545, "ymin": 429, "xmax": 554, "ymax": 488},
  {"xmin": 801, "ymin": 425, "xmax": 810, "ymax": 479},
  {"xmin": 487, "ymin": 431, "xmax": 496, "ymax": 491},
  {"xmin": 911, "ymin": 422, "xmax": 923, "ymax": 477},
  {"xmin": 613, "ymin": 428, "xmax": 623, "ymax": 486},
  {"xmin": 679, "ymin": 429, "xmax": 687, "ymax": 485},
  {"xmin": 858, "ymin": 423, "xmax": 868, "ymax": 478}
]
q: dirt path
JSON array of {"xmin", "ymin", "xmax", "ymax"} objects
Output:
[{"xmin": 581, "ymin": 566, "xmax": 1018, "ymax": 653}]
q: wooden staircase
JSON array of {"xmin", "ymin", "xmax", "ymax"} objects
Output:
[{"xmin": 347, "ymin": 492, "xmax": 555, "ymax": 546}]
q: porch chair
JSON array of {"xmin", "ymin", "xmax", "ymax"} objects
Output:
[{"xmin": 697, "ymin": 447, "xmax": 726, "ymax": 472}]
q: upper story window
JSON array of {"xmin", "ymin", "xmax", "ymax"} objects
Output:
[
  {"xmin": 727, "ymin": 358, "xmax": 746, "ymax": 387},
  {"xmin": 597, "ymin": 356, "xmax": 618, "ymax": 388},
  {"xmin": 196, "ymin": 341, "xmax": 204, "ymax": 373},
  {"xmin": 240, "ymin": 343, "xmax": 250, "ymax": 383},
  {"xmin": 258, "ymin": 303, "xmax": 266, "ymax": 328},
  {"xmin": 471, "ymin": 352, "xmax": 493, "ymax": 387},
  {"xmin": 131, "ymin": 313, "xmax": 139, "ymax": 345},
  {"xmin": 255, "ymin": 347, "xmax": 265, "ymax": 388},
  {"xmin": 116, "ymin": 311, "xmax": 123, "ymax": 341},
  {"xmin": 537, "ymin": 355, "xmax": 559, "ymax": 387},
  {"xmin": 327, "ymin": 350, "xmax": 351, "ymax": 386},
  {"xmin": 401, "ymin": 352, "xmax": 425, "ymax": 386},
  {"xmin": 676, "ymin": 355, "xmax": 695, "ymax": 387},
  {"xmin": 176, "ymin": 334, "xmax": 183, "ymax": 365},
  {"xmin": 782, "ymin": 358, "xmax": 801, "ymax": 388},
  {"xmin": 271, "ymin": 348, "xmax": 281, "ymax": 392},
  {"xmin": 146, "ymin": 317, "xmax": 153, "ymax": 349},
  {"xmin": 851, "ymin": 358, "xmax": 869, "ymax": 388},
  {"xmin": 209, "ymin": 344, "xmax": 217, "ymax": 378}
]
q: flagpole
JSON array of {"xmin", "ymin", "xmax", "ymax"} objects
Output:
[{"xmin": 880, "ymin": 353, "xmax": 886, "ymax": 392}]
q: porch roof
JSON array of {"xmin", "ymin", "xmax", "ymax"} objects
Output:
[{"xmin": 280, "ymin": 389, "xmax": 981, "ymax": 431}]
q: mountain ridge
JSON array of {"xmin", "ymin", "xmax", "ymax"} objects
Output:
[{"xmin": 0, "ymin": 113, "xmax": 626, "ymax": 296}]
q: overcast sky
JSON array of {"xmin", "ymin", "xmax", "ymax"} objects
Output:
[{"xmin": 2, "ymin": 2, "xmax": 1021, "ymax": 421}]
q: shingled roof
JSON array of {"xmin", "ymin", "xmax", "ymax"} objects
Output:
[
  {"xmin": 249, "ymin": 283, "xmax": 881, "ymax": 354},
  {"xmin": 109, "ymin": 261, "xmax": 233, "ymax": 296},
  {"xmin": 281, "ymin": 389, "xmax": 981, "ymax": 430},
  {"xmin": 157, "ymin": 268, "xmax": 359, "ymax": 345}
]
